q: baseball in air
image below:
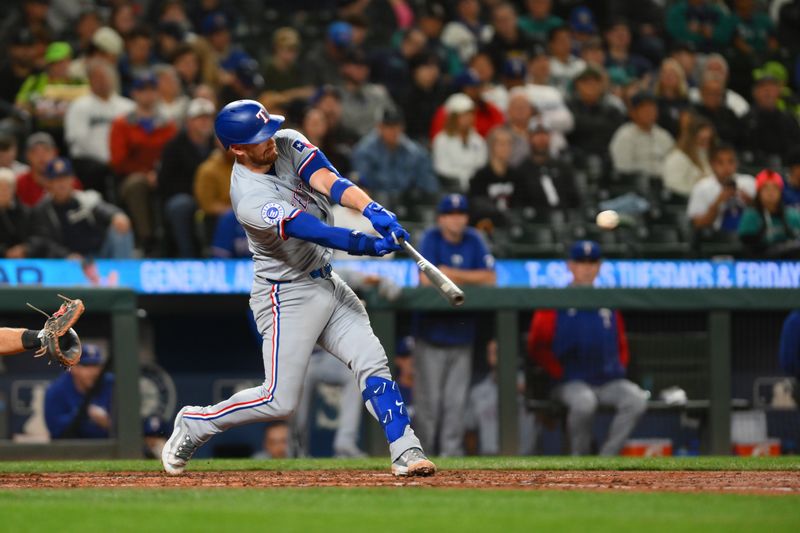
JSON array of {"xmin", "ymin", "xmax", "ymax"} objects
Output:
[{"xmin": 596, "ymin": 210, "xmax": 620, "ymax": 230}]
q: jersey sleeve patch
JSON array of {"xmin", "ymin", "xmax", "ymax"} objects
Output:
[{"xmin": 261, "ymin": 202, "xmax": 286, "ymax": 226}]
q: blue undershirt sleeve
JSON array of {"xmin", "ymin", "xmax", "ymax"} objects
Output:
[{"xmin": 282, "ymin": 210, "xmax": 377, "ymax": 256}]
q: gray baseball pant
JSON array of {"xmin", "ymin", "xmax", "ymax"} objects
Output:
[
  {"xmin": 413, "ymin": 339, "xmax": 472, "ymax": 456},
  {"xmin": 181, "ymin": 273, "xmax": 421, "ymax": 461},
  {"xmin": 553, "ymin": 379, "xmax": 648, "ymax": 456}
]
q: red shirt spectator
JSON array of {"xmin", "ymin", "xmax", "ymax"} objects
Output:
[{"xmin": 15, "ymin": 132, "xmax": 82, "ymax": 207}]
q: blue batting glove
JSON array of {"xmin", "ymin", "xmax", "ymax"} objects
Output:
[
  {"xmin": 372, "ymin": 234, "xmax": 403, "ymax": 256},
  {"xmin": 363, "ymin": 201, "xmax": 399, "ymax": 239}
]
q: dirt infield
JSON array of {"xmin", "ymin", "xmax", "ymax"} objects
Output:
[{"xmin": 1, "ymin": 470, "xmax": 798, "ymax": 494}]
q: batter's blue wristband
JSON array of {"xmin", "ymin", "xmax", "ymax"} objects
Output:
[{"xmin": 329, "ymin": 177, "xmax": 355, "ymax": 205}]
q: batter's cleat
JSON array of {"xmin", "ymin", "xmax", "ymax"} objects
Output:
[
  {"xmin": 391, "ymin": 447, "xmax": 436, "ymax": 477},
  {"xmin": 161, "ymin": 406, "xmax": 204, "ymax": 475}
]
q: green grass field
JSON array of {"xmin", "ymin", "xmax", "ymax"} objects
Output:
[{"xmin": 1, "ymin": 457, "xmax": 798, "ymax": 533}]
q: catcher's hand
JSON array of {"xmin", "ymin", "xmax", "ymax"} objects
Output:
[{"xmin": 28, "ymin": 295, "xmax": 85, "ymax": 368}]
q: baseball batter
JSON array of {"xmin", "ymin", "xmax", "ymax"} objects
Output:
[{"xmin": 162, "ymin": 99, "xmax": 436, "ymax": 476}]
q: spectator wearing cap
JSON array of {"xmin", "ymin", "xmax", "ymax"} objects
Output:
[
  {"xmin": 432, "ymin": 93, "xmax": 488, "ymax": 192},
  {"xmin": 0, "ymin": 134, "xmax": 30, "ymax": 178},
  {"xmin": 0, "ymin": 168, "xmax": 36, "ymax": 258},
  {"xmin": 665, "ymin": 0, "xmax": 728, "ymax": 53},
  {"xmin": 653, "ymin": 59, "xmax": 690, "ymax": 138},
  {"xmin": 64, "ymin": 59, "xmax": 135, "ymax": 198},
  {"xmin": 567, "ymin": 66, "xmax": 626, "ymax": 162},
  {"xmin": 548, "ymin": 25, "xmax": 586, "ymax": 96},
  {"xmin": 469, "ymin": 126, "xmax": 521, "ymax": 226},
  {"xmin": 428, "ymin": 68, "xmax": 505, "ymax": 139},
  {"xmin": 569, "ymin": 6, "xmax": 600, "ymax": 49},
  {"xmin": 16, "ymin": 41, "xmax": 88, "ymax": 151},
  {"xmin": 32, "ymin": 157, "xmax": 133, "ymax": 259},
  {"xmin": 414, "ymin": 193, "xmax": 496, "ymax": 456},
  {"xmin": 783, "ymin": 148, "xmax": 800, "ymax": 210},
  {"xmin": 484, "ymin": 3, "xmax": 537, "ymax": 76},
  {"xmin": 352, "ymin": 108, "xmax": 438, "ymax": 198},
  {"xmin": 158, "ymin": 98, "xmax": 216, "ymax": 257},
  {"xmin": 441, "ymin": 0, "xmax": 493, "ymax": 65},
  {"xmin": 514, "ymin": 116, "xmax": 580, "ymax": 211},
  {"xmin": 337, "ymin": 48, "xmax": 395, "ymax": 138},
  {"xmin": 154, "ymin": 64, "xmax": 190, "ymax": 123},
  {"xmin": 219, "ymin": 57, "xmax": 264, "ymax": 105},
  {"xmin": 519, "ymin": 0, "xmax": 564, "ymax": 41},
  {"xmin": 662, "ymin": 114, "xmax": 716, "ymax": 198},
  {"xmin": 305, "ymin": 21, "xmax": 354, "ymax": 87},
  {"xmin": 483, "ymin": 58, "xmax": 528, "ymax": 113},
  {"xmin": 16, "ymin": 132, "xmax": 83, "ymax": 207},
  {"xmin": 609, "ymin": 91, "xmax": 674, "ymax": 177},
  {"xmin": 260, "ymin": 27, "xmax": 314, "ymax": 109},
  {"xmin": 687, "ymin": 143, "xmax": 755, "ymax": 235},
  {"xmin": 200, "ymin": 11, "xmax": 252, "ymax": 74},
  {"xmin": 692, "ymin": 73, "xmax": 743, "ymax": 148},
  {"xmin": 401, "ymin": 53, "xmax": 448, "ymax": 143},
  {"xmin": 603, "ymin": 19, "xmax": 653, "ymax": 84},
  {"xmin": 742, "ymin": 72, "xmax": 800, "ymax": 167},
  {"xmin": 738, "ymin": 170, "xmax": 800, "ymax": 258},
  {"xmin": 109, "ymin": 71, "xmax": 178, "ymax": 253},
  {"xmin": 45, "ymin": 343, "xmax": 114, "ymax": 439},
  {"xmin": 528, "ymin": 240, "xmax": 648, "ymax": 456},
  {"xmin": 68, "ymin": 26, "xmax": 126, "ymax": 82},
  {"xmin": 369, "ymin": 27, "xmax": 428, "ymax": 105},
  {"xmin": 688, "ymin": 55, "xmax": 750, "ymax": 118},
  {"xmin": 0, "ymin": 29, "xmax": 38, "ymax": 112},
  {"xmin": 118, "ymin": 27, "xmax": 157, "ymax": 96}
]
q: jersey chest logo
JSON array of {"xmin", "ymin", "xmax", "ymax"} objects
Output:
[{"xmin": 292, "ymin": 181, "xmax": 311, "ymax": 210}]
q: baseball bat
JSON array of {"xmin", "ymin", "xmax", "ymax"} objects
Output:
[{"xmin": 400, "ymin": 240, "xmax": 465, "ymax": 307}]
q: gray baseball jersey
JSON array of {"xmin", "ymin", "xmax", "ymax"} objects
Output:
[{"xmin": 180, "ymin": 129, "xmax": 422, "ymax": 461}]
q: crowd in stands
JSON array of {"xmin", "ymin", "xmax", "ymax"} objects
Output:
[{"xmin": 1, "ymin": 0, "xmax": 800, "ymax": 261}]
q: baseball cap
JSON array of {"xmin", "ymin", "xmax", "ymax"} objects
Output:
[
  {"xmin": 381, "ymin": 107, "xmax": 404, "ymax": 125},
  {"xmin": 454, "ymin": 68, "xmax": 481, "ymax": 89},
  {"xmin": 528, "ymin": 115, "xmax": 552, "ymax": 133},
  {"xmin": 234, "ymin": 58, "xmax": 265, "ymax": 89},
  {"xmin": 201, "ymin": 12, "xmax": 230, "ymax": 35},
  {"xmin": 45, "ymin": 157, "xmax": 74, "ymax": 180},
  {"xmin": 187, "ymin": 97, "xmax": 216, "ymax": 118},
  {"xmin": 630, "ymin": 90, "xmax": 657, "ymax": 107},
  {"xmin": 755, "ymin": 169, "xmax": 784, "ymax": 191},
  {"xmin": 91, "ymin": 27, "xmax": 123, "ymax": 56},
  {"xmin": 327, "ymin": 21, "xmax": 353, "ymax": 48},
  {"xmin": 79, "ymin": 343, "xmax": 105, "ymax": 366},
  {"xmin": 569, "ymin": 240, "xmax": 601, "ymax": 262},
  {"xmin": 443, "ymin": 93, "xmax": 474, "ymax": 114},
  {"xmin": 44, "ymin": 41, "xmax": 72, "ymax": 64},
  {"xmin": 575, "ymin": 65, "xmax": 604, "ymax": 83},
  {"xmin": 26, "ymin": 132, "xmax": 56, "ymax": 150},
  {"xmin": 131, "ymin": 71, "xmax": 158, "ymax": 90},
  {"xmin": 438, "ymin": 194, "xmax": 469, "ymax": 214},
  {"xmin": 570, "ymin": 6, "xmax": 597, "ymax": 34}
]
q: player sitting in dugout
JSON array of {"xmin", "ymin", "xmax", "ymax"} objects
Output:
[{"xmin": 527, "ymin": 241, "xmax": 649, "ymax": 456}]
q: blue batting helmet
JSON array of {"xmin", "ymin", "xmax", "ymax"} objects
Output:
[{"xmin": 214, "ymin": 99, "xmax": 285, "ymax": 150}]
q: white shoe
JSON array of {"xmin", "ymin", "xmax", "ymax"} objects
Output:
[
  {"xmin": 391, "ymin": 447, "xmax": 436, "ymax": 477},
  {"xmin": 161, "ymin": 406, "xmax": 204, "ymax": 475}
]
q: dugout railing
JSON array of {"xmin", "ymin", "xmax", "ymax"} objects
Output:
[
  {"xmin": 0, "ymin": 287, "xmax": 140, "ymax": 459},
  {"xmin": 364, "ymin": 287, "xmax": 800, "ymax": 456}
]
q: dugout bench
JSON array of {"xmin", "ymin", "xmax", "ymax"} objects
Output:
[{"xmin": 365, "ymin": 287, "xmax": 800, "ymax": 456}]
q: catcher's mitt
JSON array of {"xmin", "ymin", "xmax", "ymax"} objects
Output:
[{"xmin": 27, "ymin": 294, "xmax": 85, "ymax": 368}]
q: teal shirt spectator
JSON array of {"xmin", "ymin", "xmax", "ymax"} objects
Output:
[
  {"xmin": 717, "ymin": 8, "xmax": 774, "ymax": 54},
  {"xmin": 666, "ymin": 0, "xmax": 729, "ymax": 51},
  {"xmin": 352, "ymin": 130, "xmax": 439, "ymax": 194},
  {"xmin": 518, "ymin": 14, "xmax": 563, "ymax": 42},
  {"xmin": 738, "ymin": 206, "xmax": 800, "ymax": 246}
]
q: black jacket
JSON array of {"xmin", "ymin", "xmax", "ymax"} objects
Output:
[
  {"xmin": 742, "ymin": 107, "xmax": 800, "ymax": 166},
  {"xmin": 513, "ymin": 156, "xmax": 581, "ymax": 210},
  {"xmin": 567, "ymin": 99, "xmax": 626, "ymax": 157},
  {"xmin": 693, "ymin": 103, "xmax": 743, "ymax": 148},
  {"xmin": 0, "ymin": 200, "xmax": 35, "ymax": 256},
  {"xmin": 158, "ymin": 129, "xmax": 215, "ymax": 200},
  {"xmin": 32, "ymin": 191, "xmax": 122, "ymax": 257}
]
